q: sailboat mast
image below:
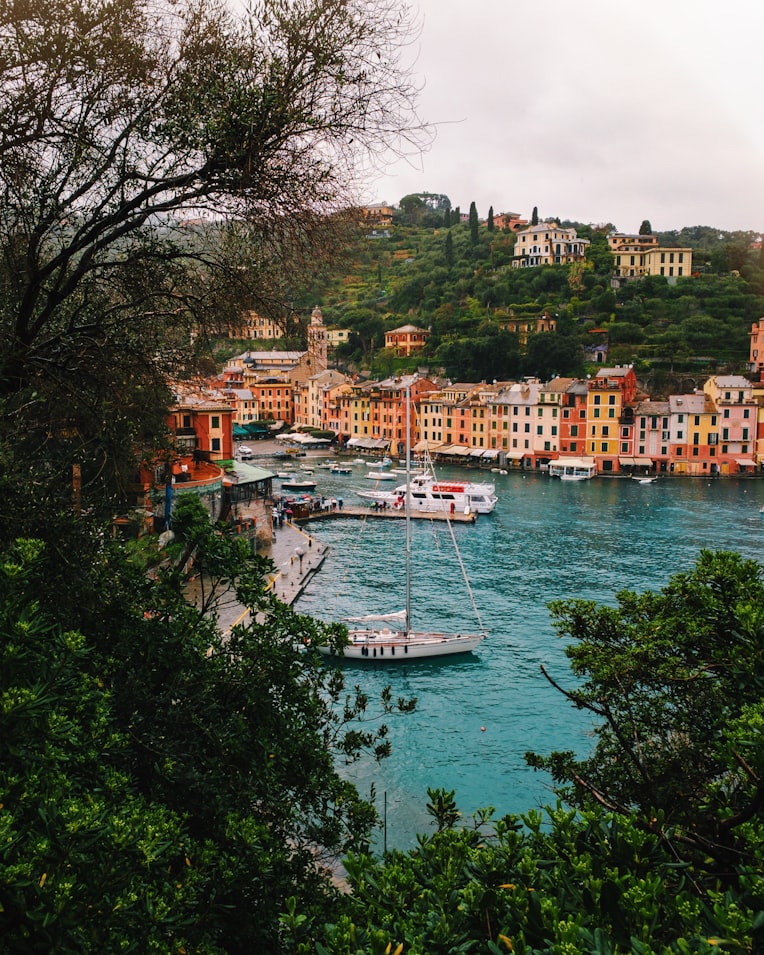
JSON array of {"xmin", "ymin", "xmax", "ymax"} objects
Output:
[{"xmin": 405, "ymin": 383, "xmax": 411, "ymax": 635}]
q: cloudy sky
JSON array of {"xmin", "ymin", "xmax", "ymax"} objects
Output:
[{"xmin": 365, "ymin": 0, "xmax": 764, "ymax": 234}]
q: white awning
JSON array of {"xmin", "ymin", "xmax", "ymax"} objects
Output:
[
  {"xmin": 735, "ymin": 457, "xmax": 757, "ymax": 467},
  {"xmin": 633, "ymin": 457, "xmax": 653, "ymax": 467},
  {"xmin": 446, "ymin": 445, "xmax": 473, "ymax": 456},
  {"xmin": 469, "ymin": 449, "xmax": 486, "ymax": 457},
  {"xmin": 618, "ymin": 456, "xmax": 636, "ymax": 466},
  {"xmin": 551, "ymin": 456, "xmax": 595, "ymax": 468},
  {"xmin": 506, "ymin": 451, "xmax": 525, "ymax": 460},
  {"xmin": 483, "ymin": 449, "xmax": 501, "ymax": 459},
  {"xmin": 413, "ymin": 439, "xmax": 442, "ymax": 453},
  {"xmin": 348, "ymin": 437, "xmax": 390, "ymax": 450}
]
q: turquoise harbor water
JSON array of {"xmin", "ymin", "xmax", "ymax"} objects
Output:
[{"xmin": 293, "ymin": 462, "xmax": 764, "ymax": 850}]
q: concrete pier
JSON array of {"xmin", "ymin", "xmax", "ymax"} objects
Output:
[{"xmin": 290, "ymin": 504, "xmax": 477, "ymax": 525}]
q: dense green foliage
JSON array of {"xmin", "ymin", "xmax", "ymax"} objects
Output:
[
  {"xmin": 527, "ymin": 550, "xmax": 764, "ymax": 878},
  {"xmin": 303, "ymin": 552, "xmax": 764, "ymax": 954},
  {"xmin": 0, "ymin": 496, "xmax": 413, "ymax": 951},
  {"xmin": 0, "ymin": 0, "xmax": 423, "ymax": 521},
  {"xmin": 299, "ymin": 216, "xmax": 764, "ymax": 385}
]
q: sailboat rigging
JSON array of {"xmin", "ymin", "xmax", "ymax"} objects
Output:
[{"xmin": 320, "ymin": 380, "xmax": 487, "ymax": 662}]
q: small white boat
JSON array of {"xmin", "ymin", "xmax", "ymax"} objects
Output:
[
  {"xmin": 351, "ymin": 457, "xmax": 367, "ymax": 465},
  {"xmin": 632, "ymin": 476, "xmax": 658, "ymax": 484},
  {"xmin": 330, "ymin": 466, "xmax": 352, "ymax": 475},
  {"xmin": 280, "ymin": 479, "xmax": 317, "ymax": 491},
  {"xmin": 549, "ymin": 457, "xmax": 596, "ymax": 481},
  {"xmin": 275, "ymin": 471, "xmax": 295, "ymax": 480},
  {"xmin": 366, "ymin": 470, "xmax": 396, "ymax": 481}
]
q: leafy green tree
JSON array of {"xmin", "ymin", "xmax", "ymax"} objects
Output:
[
  {"xmin": 639, "ymin": 219, "xmax": 653, "ymax": 234},
  {"xmin": 522, "ymin": 332, "xmax": 583, "ymax": 379},
  {"xmin": 527, "ymin": 550, "xmax": 764, "ymax": 879},
  {"xmin": 316, "ymin": 799, "xmax": 763, "ymax": 954},
  {"xmin": 487, "ymin": 205, "xmax": 495, "ymax": 232},
  {"xmin": 531, "ymin": 205, "xmax": 539, "ymax": 226},
  {"xmin": 0, "ymin": 498, "xmax": 414, "ymax": 950},
  {"xmin": 308, "ymin": 553, "xmax": 764, "ymax": 955},
  {"xmin": 0, "ymin": 0, "xmax": 424, "ymax": 519}
]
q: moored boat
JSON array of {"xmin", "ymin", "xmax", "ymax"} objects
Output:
[
  {"xmin": 281, "ymin": 479, "xmax": 317, "ymax": 491},
  {"xmin": 319, "ymin": 381, "xmax": 487, "ymax": 662},
  {"xmin": 548, "ymin": 457, "xmax": 596, "ymax": 481},
  {"xmin": 357, "ymin": 474, "xmax": 497, "ymax": 514}
]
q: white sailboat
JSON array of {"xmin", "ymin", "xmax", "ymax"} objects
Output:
[{"xmin": 320, "ymin": 383, "xmax": 487, "ymax": 662}]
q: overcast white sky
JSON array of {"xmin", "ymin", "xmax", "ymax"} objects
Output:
[{"xmin": 364, "ymin": 0, "xmax": 764, "ymax": 234}]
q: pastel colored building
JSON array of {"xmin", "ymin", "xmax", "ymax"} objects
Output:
[
  {"xmin": 586, "ymin": 366, "xmax": 639, "ymax": 473},
  {"xmin": 384, "ymin": 324, "xmax": 430, "ymax": 356},
  {"xmin": 748, "ymin": 319, "xmax": 764, "ymax": 377},
  {"xmin": 498, "ymin": 311, "xmax": 557, "ymax": 346},
  {"xmin": 341, "ymin": 375, "xmax": 438, "ymax": 455},
  {"xmin": 512, "ymin": 222, "xmax": 590, "ymax": 268},
  {"xmin": 556, "ymin": 379, "xmax": 589, "ymax": 457},
  {"xmin": 168, "ymin": 386, "xmax": 234, "ymax": 463},
  {"xmin": 702, "ymin": 375, "xmax": 758, "ymax": 473},
  {"xmin": 486, "ymin": 380, "xmax": 541, "ymax": 464},
  {"xmin": 667, "ymin": 393, "xmax": 718, "ymax": 476},
  {"xmin": 228, "ymin": 310, "xmax": 284, "ymax": 340},
  {"xmin": 632, "ymin": 399, "xmax": 671, "ymax": 473},
  {"xmin": 608, "ymin": 233, "xmax": 693, "ymax": 280}
]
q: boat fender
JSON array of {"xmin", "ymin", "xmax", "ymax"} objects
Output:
[
  {"xmin": 404, "ymin": 645, "xmax": 408, "ymax": 654},
  {"xmin": 391, "ymin": 646, "xmax": 395, "ymax": 655},
  {"xmin": 380, "ymin": 647, "xmax": 384, "ymax": 656},
  {"xmin": 373, "ymin": 647, "xmax": 376, "ymax": 657}
]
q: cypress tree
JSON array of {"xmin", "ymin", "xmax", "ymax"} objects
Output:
[
  {"xmin": 469, "ymin": 201, "xmax": 479, "ymax": 243},
  {"xmin": 445, "ymin": 230, "xmax": 454, "ymax": 268}
]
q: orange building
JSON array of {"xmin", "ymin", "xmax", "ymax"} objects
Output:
[
  {"xmin": 169, "ymin": 385, "xmax": 235, "ymax": 463},
  {"xmin": 384, "ymin": 324, "xmax": 430, "ymax": 356}
]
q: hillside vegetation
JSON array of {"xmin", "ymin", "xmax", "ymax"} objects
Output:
[{"xmin": 290, "ymin": 210, "xmax": 764, "ymax": 387}]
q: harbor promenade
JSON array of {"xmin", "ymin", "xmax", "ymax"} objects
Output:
[{"xmin": 262, "ymin": 517, "xmax": 328, "ymax": 606}]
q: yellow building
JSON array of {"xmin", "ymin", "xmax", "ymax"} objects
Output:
[
  {"xmin": 586, "ymin": 367, "xmax": 639, "ymax": 473},
  {"xmin": 608, "ymin": 233, "xmax": 693, "ymax": 279},
  {"xmin": 229, "ymin": 310, "xmax": 284, "ymax": 340},
  {"xmin": 497, "ymin": 310, "xmax": 557, "ymax": 346}
]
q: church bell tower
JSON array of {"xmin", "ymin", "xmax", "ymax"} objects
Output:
[{"xmin": 307, "ymin": 306, "xmax": 327, "ymax": 372}]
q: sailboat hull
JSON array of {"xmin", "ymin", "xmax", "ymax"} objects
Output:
[{"xmin": 319, "ymin": 629, "xmax": 485, "ymax": 661}]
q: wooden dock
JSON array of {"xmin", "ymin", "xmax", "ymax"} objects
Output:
[{"xmin": 291, "ymin": 505, "xmax": 477, "ymax": 524}]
